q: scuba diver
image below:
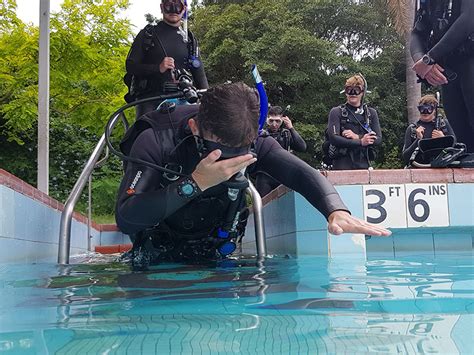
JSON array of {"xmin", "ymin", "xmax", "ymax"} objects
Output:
[
  {"xmin": 124, "ymin": 0, "xmax": 208, "ymax": 119},
  {"xmin": 410, "ymin": 0, "xmax": 474, "ymax": 152},
  {"xmin": 323, "ymin": 74, "xmax": 382, "ymax": 170},
  {"xmin": 255, "ymin": 105, "xmax": 307, "ymax": 196},
  {"xmin": 114, "ymin": 82, "xmax": 390, "ymax": 268},
  {"xmin": 402, "ymin": 94, "xmax": 456, "ymax": 166}
]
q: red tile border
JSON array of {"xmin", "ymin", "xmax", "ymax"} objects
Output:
[
  {"xmin": 453, "ymin": 168, "xmax": 474, "ymax": 183},
  {"xmin": 369, "ymin": 169, "xmax": 412, "ymax": 184},
  {"xmin": 119, "ymin": 244, "xmax": 132, "ymax": 252},
  {"xmin": 95, "ymin": 245, "xmax": 120, "ymax": 254},
  {"xmin": 325, "ymin": 170, "xmax": 370, "ymax": 185},
  {"xmin": 410, "ymin": 168, "xmax": 454, "ymax": 183}
]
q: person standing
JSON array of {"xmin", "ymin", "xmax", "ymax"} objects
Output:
[
  {"xmin": 324, "ymin": 75, "xmax": 382, "ymax": 170},
  {"xmin": 255, "ymin": 106, "xmax": 307, "ymax": 196},
  {"xmin": 125, "ymin": 0, "xmax": 208, "ymax": 118},
  {"xmin": 410, "ymin": 0, "xmax": 474, "ymax": 152}
]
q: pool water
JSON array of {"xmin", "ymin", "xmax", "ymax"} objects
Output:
[{"xmin": 0, "ymin": 253, "xmax": 472, "ymax": 354}]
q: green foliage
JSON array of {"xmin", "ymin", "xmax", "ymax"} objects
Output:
[
  {"xmin": 1, "ymin": 0, "xmax": 411, "ymax": 219},
  {"xmin": 193, "ymin": 0, "xmax": 407, "ymax": 168}
]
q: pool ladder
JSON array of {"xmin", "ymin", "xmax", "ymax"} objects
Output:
[{"xmin": 57, "ymin": 111, "xmax": 267, "ymax": 264}]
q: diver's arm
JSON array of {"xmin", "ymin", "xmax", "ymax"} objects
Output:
[
  {"xmin": 410, "ymin": 8, "xmax": 431, "ymax": 62},
  {"xmin": 288, "ymin": 128, "xmax": 307, "ymax": 152},
  {"xmin": 191, "ymin": 62, "xmax": 209, "ymax": 89},
  {"xmin": 327, "ymin": 107, "xmax": 361, "ymax": 148},
  {"xmin": 125, "ymin": 30, "xmax": 162, "ymax": 77},
  {"xmin": 370, "ymin": 109, "xmax": 383, "ymax": 146},
  {"xmin": 444, "ymin": 120, "xmax": 457, "ymax": 143},
  {"xmin": 402, "ymin": 126, "xmax": 419, "ymax": 165},
  {"xmin": 255, "ymin": 137, "xmax": 349, "ymax": 219},
  {"xmin": 429, "ymin": 1, "xmax": 474, "ymax": 62},
  {"xmin": 115, "ymin": 129, "xmax": 201, "ymax": 235}
]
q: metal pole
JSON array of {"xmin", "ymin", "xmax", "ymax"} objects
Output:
[
  {"xmin": 247, "ymin": 181, "xmax": 267, "ymax": 258},
  {"xmin": 87, "ymin": 175, "xmax": 92, "ymax": 252},
  {"xmin": 37, "ymin": 0, "xmax": 50, "ymax": 194}
]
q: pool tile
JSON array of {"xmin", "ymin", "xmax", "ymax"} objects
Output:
[
  {"xmin": 433, "ymin": 230, "xmax": 473, "ymax": 252},
  {"xmin": 393, "ymin": 231, "xmax": 434, "ymax": 257},
  {"xmin": 296, "ymin": 230, "xmax": 328, "ymax": 256},
  {"xmin": 447, "ymin": 184, "xmax": 474, "ymax": 227},
  {"xmin": 0, "ymin": 186, "xmax": 15, "ymax": 239},
  {"xmin": 366, "ymin": 234, "xmax": 395, "ymax": 255}
]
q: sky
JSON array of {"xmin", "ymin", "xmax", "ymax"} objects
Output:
[{"xmin": 15, "ymin": 0, "xmax": 162, "ymax": 34}]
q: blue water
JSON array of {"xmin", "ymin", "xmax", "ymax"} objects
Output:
[{"xmin": 0, "ymin": 253, "xmax": 472, "ymax": 354}]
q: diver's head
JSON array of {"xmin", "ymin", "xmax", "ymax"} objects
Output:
[
  {"xmin": 344, "ymin": 74, "xmax": 365, "ymax": 107},
  {"xmin": 418, "ymin": 94, "xmax": 438, "ymax": 122},
  {"xmin": 161, "ymin": 0, "xmax": 186, "ymax": 26},
  {"xmin": 266, "ymin": 106, "xmax": 284, "ymax": 133},
  {"xmin": 188, "ymin": 82, "xmax": 259, "ymax": 159}
]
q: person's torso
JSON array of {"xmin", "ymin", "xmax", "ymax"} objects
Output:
[
  {"xmin": 415, "ymin": 118, "xmax": 450, "ymax": 139},
  {"xmin": 268, "ymin": 129, "xmax": 291, "ymax": 150},
  {"xmin": 142, "ymin": 22, "xmax": 190, "ymax": 71},
  {"xmin": 339, "ymin": 104, "xmax": 372, "ymax": 137},
  {"xmin": 425, "ymin": 0, "xmax": 462, "ymax": 44}
]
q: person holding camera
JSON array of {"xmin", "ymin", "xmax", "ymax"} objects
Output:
[
  {"xmin": 124, "ymin": 0, "xmax": 208, "ymax": 119},
  {"xmin": 324, "ymin": 74, "xmax": 382, "ymax": 170},
  {"xmin": 115, "ymin": 82, "xmax": 390, "ymax": 267},
  {"xmin": 402, "ymin": 95, "xmax": 456, "ymax": 166},
  {"xmin": 255, "ymin": 106, "xmax": 307, "ymax": 196},
  {"xmin": 410, "ymin": 0, "xmax": 474, "ymax": 152}
]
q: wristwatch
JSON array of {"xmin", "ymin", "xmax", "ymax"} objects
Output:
[
  {"xmin": 422, "ymin": 54, "xmax": 435, "ymax": 65},
  {"xmin": 177, "ymin": 177, "xmax": 201, "ymax": 199}
]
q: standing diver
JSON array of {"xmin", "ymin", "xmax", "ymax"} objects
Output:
[
  {"xmin": 115, "ymin": 82, "xmax": 390, "ymax": 267},
  {"xmin": 124, "ymin": 0, "xmax": 208, "ymax": 119},
  {"xmin": 410, "ymin": 0, "xmax": 474, "ymax": 152},
  {"xmin": 255, "ymin": 105, "xmax": 307, "ymax": 196},
  {"xmin": 323, "ymin": 74, "xmax": 382, "ymax": 170}
]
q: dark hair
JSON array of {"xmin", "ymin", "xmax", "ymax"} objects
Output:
[
  {"xmin": 268, "ymin": 105, "xmax": 283, "ymax": 117},
  {"xmin": 197, "ymin": 82, "xmax": 259, "ymax": 147}
]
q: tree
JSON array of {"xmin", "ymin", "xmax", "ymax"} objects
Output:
[
  {"xmin": 0, "ymin": 0, "xmax": 133, "ymax": 214},
  {"xmin": 193, "ymin": 0, "xmax": 407, "ymax": 168},
  {"xmin": 378, "ymin": 0, "xmax": 421, "ymax": 123}
]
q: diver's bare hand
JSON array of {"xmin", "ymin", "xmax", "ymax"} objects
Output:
[
  {"xmin": 425, "ymin": 64, "xmax": 448, "ymax": 86},
  {"xmin": 328, "ymin": 210, "xmax": 391, "ymax": 237},
  {"xmin": 159, "ymin": 57, "xmax": 175, "ymax": 73},
  {"xmin": 192, "ymin": 149, "xmax": 257, "ymax": 191},
  {"xmin": 432, "ymin": 129, "xmax": 445, "ymax": 138}
]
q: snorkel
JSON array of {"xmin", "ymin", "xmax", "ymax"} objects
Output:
[
  {"xmin": 251, "ymin": 65, "xmax": 268, "ymax": 133},
  {"xmin": 182, "ymin": 0, "xmax": 188, "ymax": 42}
]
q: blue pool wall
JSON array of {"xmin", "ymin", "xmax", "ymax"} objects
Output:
[
  {"xmin": 1, "ymin": 168, "xmax": 473, "ymax": 262},
  {"xmin": 0, "ymin": 169, "xmax": 126, "ymax": 263},
  {"xmin": 243, "ymin": 169, "xmax": 474, "ymax": 258}
]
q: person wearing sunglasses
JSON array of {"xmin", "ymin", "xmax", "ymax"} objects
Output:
[
  {"xmin": 323, "ymin": 75, "xmax": 382, "ymax": 170},
  {"xmin": 402, "ymin": 95, "xmax": 456, "ymax": 166},
  {"xmin": 255, "ymin": 106, "xmax": 307, "ymax": 196},
  {"xmin": 124, "ymin": 0, "xmax": 208, "ymax": 119},
  {"xmin": 410, "ymin": 0, "xmax": 474, "ymax": 153},
  {"xmin": 115, "ymin": 82, "xmax": 391, "ymax": 267}
]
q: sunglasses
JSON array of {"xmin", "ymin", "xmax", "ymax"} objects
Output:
[
  {"xmin": 162, "ymin": 0, "xmax": 184, "ymax": 14},
  {"xmin": 417, "ymin": 104, "xmax": 436, "ymax": 115},
  {"xmin": 345, "ymin": 86, "xmax": 364, "ymax": 96}
]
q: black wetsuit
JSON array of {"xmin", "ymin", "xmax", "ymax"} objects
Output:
[
  {"xmin": 327, "ymin": 104, "xmax": 382, "ymax": 170},
  {"xmin": 402, "ymin": 118, "xmax": 455, "ymax": 165},
  {"xmin": 255, "ymin": 127, "xmax": 307, "ymax": 197},
  {"xmin": 410, "ymin": 0, "xmax": 474, "ymax": 152},
  {"xmin": 115, "ymin": 105, "xmax": 348, "ymax": 260},
  {"xmin": 126, "ymin": 21, "xmax": 209, "ymax": 118}
]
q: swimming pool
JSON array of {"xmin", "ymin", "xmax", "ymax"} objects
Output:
[{"xmin": 0, "ymin": 252, "xmax": 472, "ymax": 354}]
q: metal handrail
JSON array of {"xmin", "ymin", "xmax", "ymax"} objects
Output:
[
  {"xmin": 58, "ymin": 114, "xmax": 267, "ymax": 264},
  {"xmin": 58, "ymin": 111, "xmax": 123, "ymax": 264}
]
